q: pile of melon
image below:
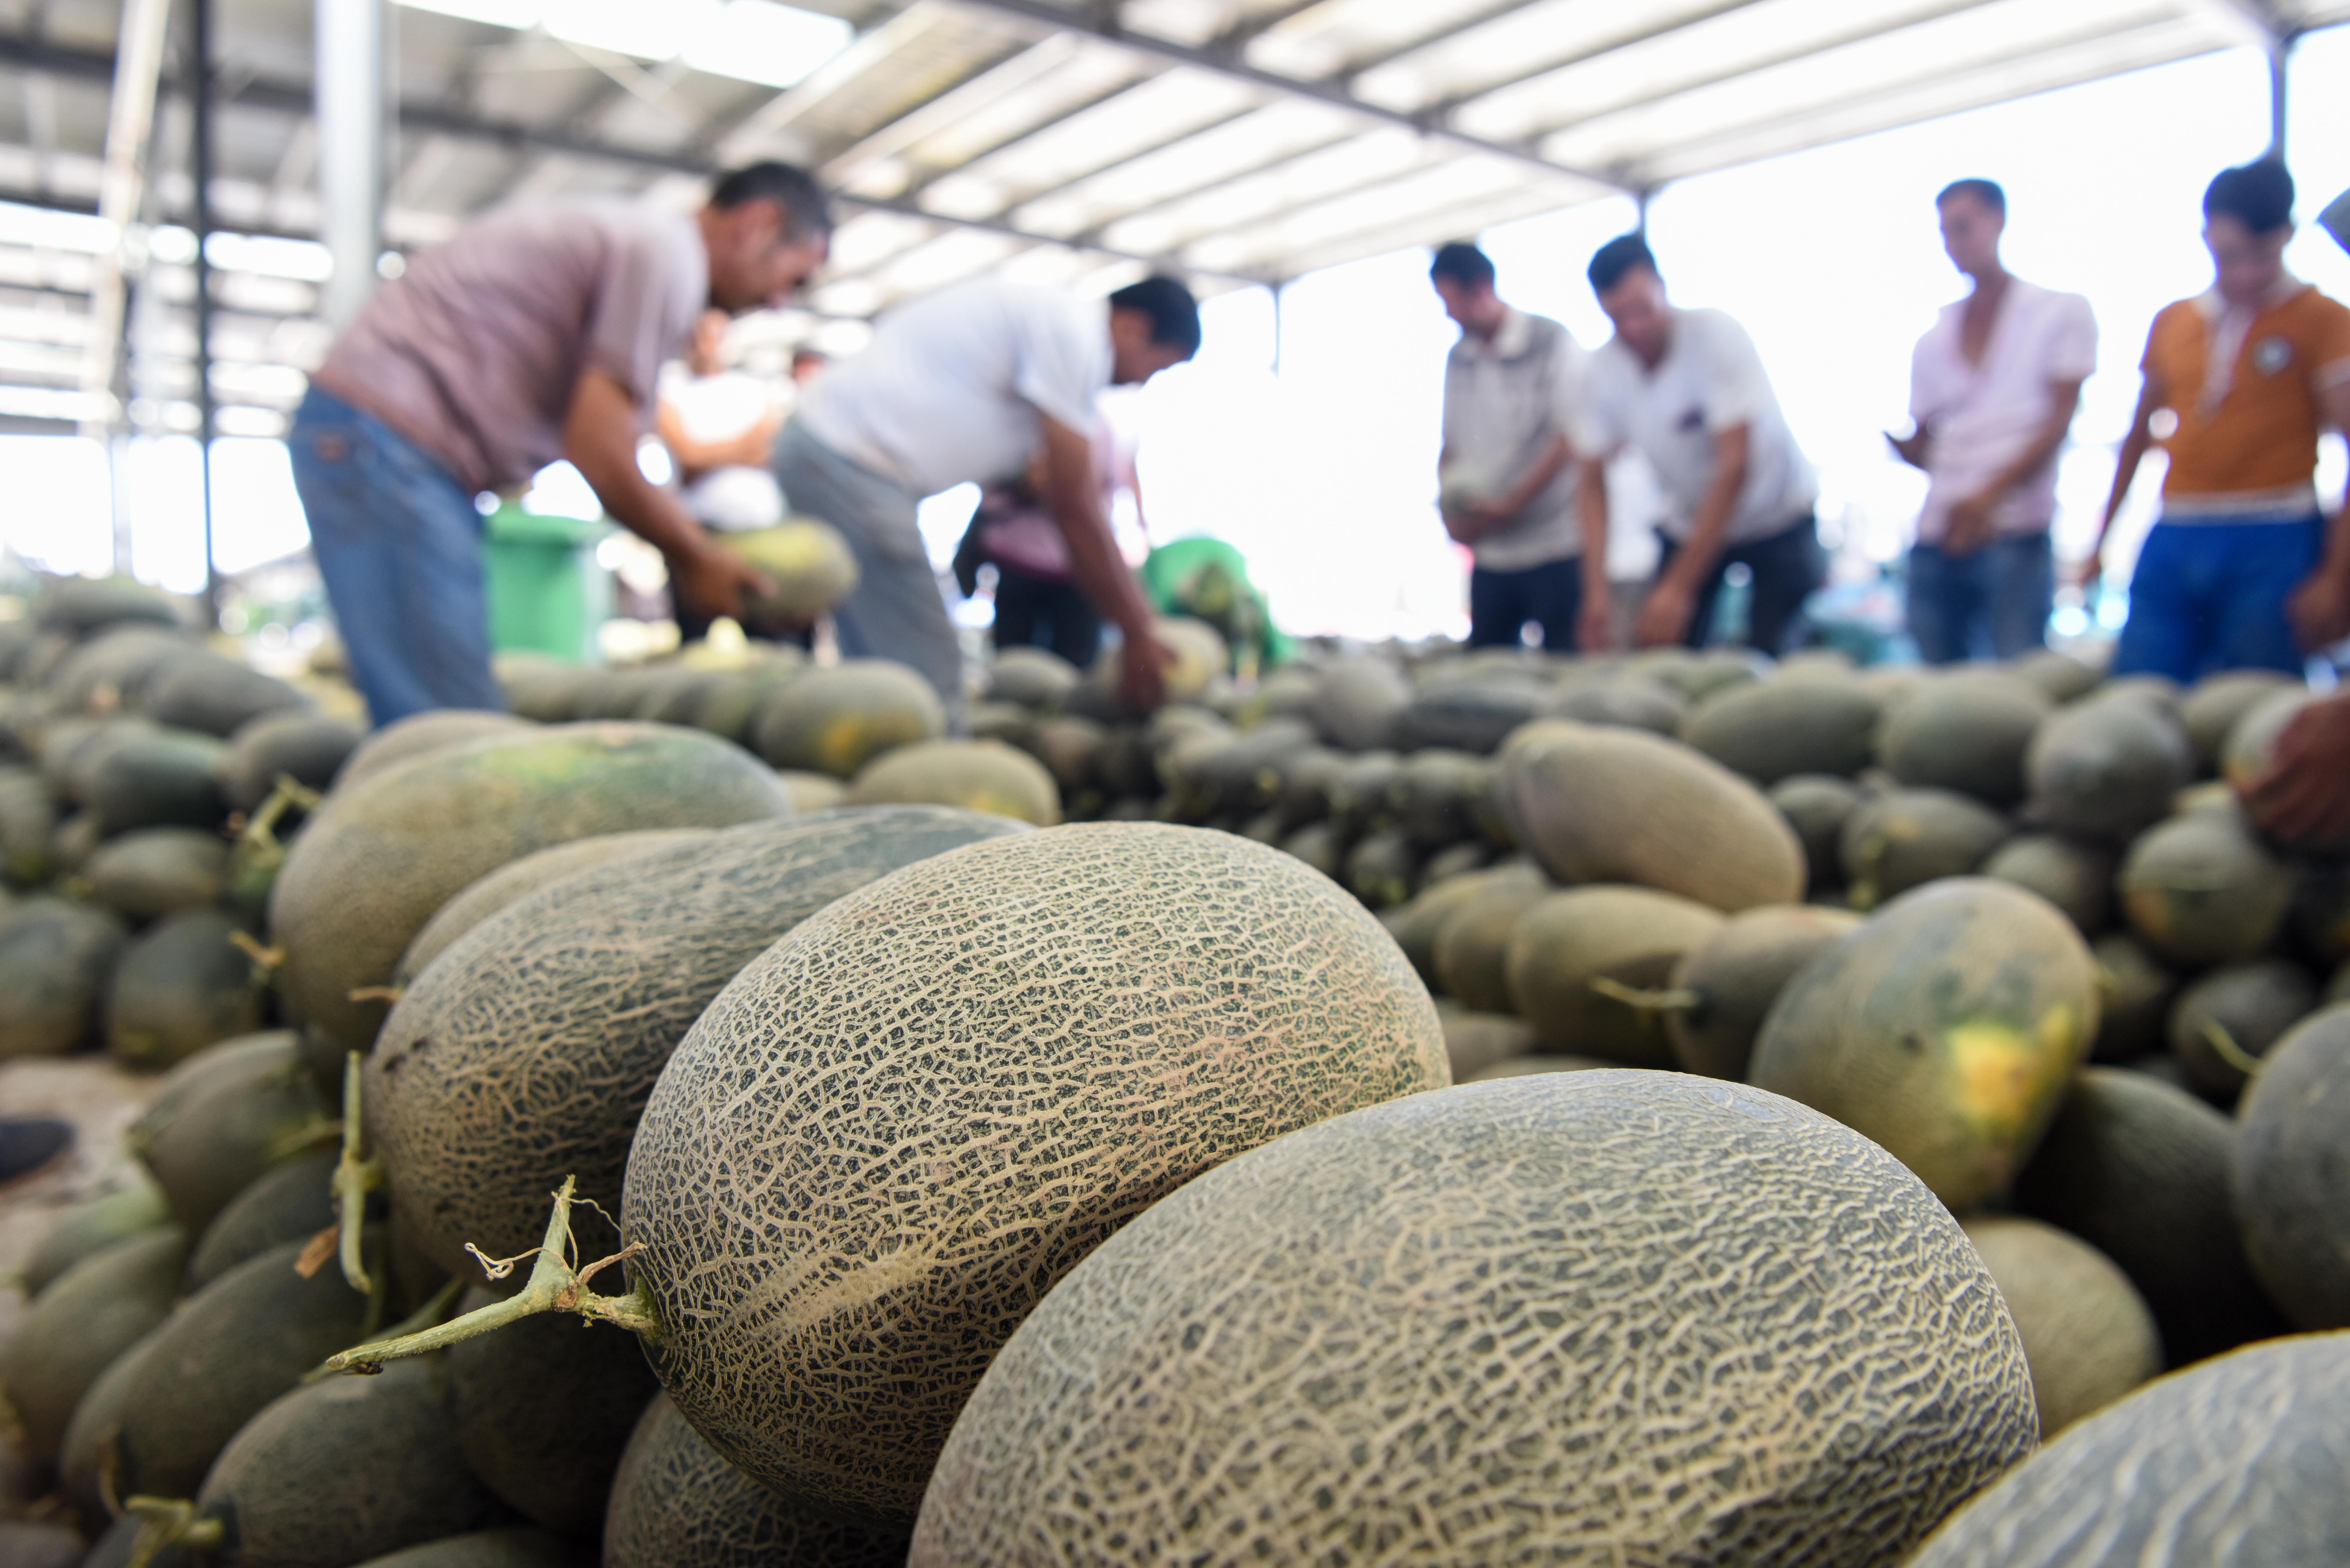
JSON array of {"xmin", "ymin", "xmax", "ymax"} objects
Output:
[{"xmin": 4, "ymin": 580, "xmax": 2348, "ymax": 1567}]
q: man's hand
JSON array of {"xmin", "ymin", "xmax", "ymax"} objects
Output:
[
  {"xmin": 2288, "ymin": 568, "xmax": 2350, "ymax": 652},
  {"xmin": 725, "ymin": 415, "xmax": 782, "ymax": 468},
  {"xmin": 1635, "ymin": 575, "xmax": 1698, "ymax": 648},
  {"xmin": 2069, "ymin": 548, "xmax": 2105, "ymax": 595},
  {"xmin": 1885, "ymin": 428, "xmax": 1929, "ymax": 469},
  {"xmin": 1577, "ymin": 587, "xmax": 1617, "ymax": 653},
  {"xmin": 2242, "ymin": 693, "xmax": 2350, "ymax": 847},
  {"xmin": 668, "ymin": 538, "xmax": 773, "ymax": 626},
  {"xmin": 1117, "ymin": 624, "xmax": 1175, "ymax": 712},
  {"xmin": 1942, "ymin": 493, "xmax": 1996, "ymax": 556}
]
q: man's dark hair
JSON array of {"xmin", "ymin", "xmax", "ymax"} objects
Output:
[
  {"xmin": 709, "ymin": 162, "xmax": 834, "ymax": 242},
  {"xmin": 1110, "ymin": 274, "xmax": 1202, "ymax": 359},
  {"xmin": 1429, "ymin": 242, "xmax": 1496, "ymax": 290},
  {"xmin": 1937, "ymin": 178, "xmax": 2006, "ymax": 216},
  {"xmin": 1587, "ymin": 233, "xmax": 1659, "ymax": 294},
  {"xmin": 2205, "ymin": 160, "xmax": 2296, "ymax": 236}
]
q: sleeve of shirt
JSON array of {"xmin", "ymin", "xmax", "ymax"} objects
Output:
[
  {"xmin": 1011, "ymin": 295, "xmax": 1106, "ymax": 433},
  {"xmin": 583, "ymin": 217, "xmax": 700, "ymax": 413},
  {"xmin": 1570, "ymin": 354, "xmax": 1621, "ymax": 458},
  {"xmin": 2047, "ymin": 293, "xmax": 2099, "ymax": 383},
  {"xmin": 1696, "ymin": 311, "xmax": 1772, "ymax": 433},
  {"xmin": 1551, "ymin": 335, "xmax": 1589, "ymax": 434},
  {"xmin": 2311, "ymin": 297, "xmax": 2350, "ymax": 390},
  {"xmin": 1908, "ymin": 333, "xmax": 1936, "ymax": 426}
]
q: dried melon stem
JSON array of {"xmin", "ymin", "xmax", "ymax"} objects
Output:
[
  {"xmin": 326, "ymin": 1175, "xmax": 659, "ymax": 1373},
  {"xmin": 122, "ymin": 1495, "xmax": 224, "ymax": 1568},
  {"xmin": 1587, "ymin": 976, "xmax": 1701, "ymax": 1013},
  {"xmin": 333, "ymin": 1051, "xmax": 385, "ymax": 1293},
  {"xmin": 2200, "ymin": 1019, "xmax": 2266, "ymax": 1081}
]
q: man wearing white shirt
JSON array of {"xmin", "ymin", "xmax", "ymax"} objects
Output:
[
  {"xmin": 1893, "ymin": 180, "xmax": 2095, "ymax": 662},
  {"xmin": 1430, "ymin": 242, "xmax": 1590, "ymax": 650},
  {"xmin": 1573, "ymin": 234, "xmax": 1823, "ymax": 654},
  {"xmin": 781, "ymin": 275, "xmax": 1197, "ymax": 712}
]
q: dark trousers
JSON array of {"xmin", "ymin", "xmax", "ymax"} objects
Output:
[
  {"xmin": 993, "ymin": 566, "xmax": 1104, "ymax": 668},
  {"xmin": 1468, "ymin": 556, "xmax": 1585, "ymax": 651},
  {"xmin": 1657, "ymin": 513, "xmax": 1824, "ymax": 656}
]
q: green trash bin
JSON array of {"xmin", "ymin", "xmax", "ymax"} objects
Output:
[{"xmin": 481, "ymin": 503, "xmax": 613, "ymax": 663}]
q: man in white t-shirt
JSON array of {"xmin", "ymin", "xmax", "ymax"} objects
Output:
[
  {"xmin": 1892, "ymin": 179, "xmax": 2096, "ymax": 662},
  {"xmin": 781, "ymin": 275, "xmax": 1198, "ymax": 712},
  {"xmin": 1573, "ymin": 234, "xmax": 1822, "ymax": 654},
  {"xmin": 659, "ymin": 309, "xmax": 786, "ymax": 535}
]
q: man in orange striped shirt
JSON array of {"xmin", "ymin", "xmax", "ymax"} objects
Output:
[{"xmin": 2085, "ymin": 160, "xmax": 2350, "ymax": 679}]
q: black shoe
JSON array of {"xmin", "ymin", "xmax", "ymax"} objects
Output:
[{"xmin": 0, "ymin": 1116, "xmax": 73, "ymax": 1184}]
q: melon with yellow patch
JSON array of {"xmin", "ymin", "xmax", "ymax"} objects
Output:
[
  {"xmin": 1748, "ymin": 878, "xmax": 2099, "ymax": 1211},
  {"xmin": 717, "ymin": 517, "xmax": 860, "ymax": 625}
]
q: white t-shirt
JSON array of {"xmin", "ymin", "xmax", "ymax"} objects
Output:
[
  {"xmin": 659, "ymin": 362, "xmax": 784, "ymax": 531},
  {"xmin": 1909, "ymin": 279, "xmax": 2097, "ymax": 544},
  {"xmin": 796, "ymin": 278, "xmax": 1111, "ymax": 498},
  {"xmin": 1576, "ymin": 307, "xmax": 1816, "ymax": 546}
]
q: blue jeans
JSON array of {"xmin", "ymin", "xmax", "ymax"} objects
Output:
[
  {"xmin": 2112, "ymin": 514, "xmax": 2324, "ymax": 682},
  {"xmin": 1906, "ymin": 533, "xmax": 2054, "ymax": 664},
  {"xmin": 1468, "ymin": 556, "xmax": 1584, "ymax": 651},
  {"xmin": 288, "ymin": 387, "xmax": 506, "ymax": 726}
]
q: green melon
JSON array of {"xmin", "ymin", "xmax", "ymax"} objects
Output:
[
  {"xmin": 2178, "ymin": 669, "xmax": 2297, "ymax": 774},
  {"xmin": 82, "ymin": 827, "xmax": 232, "ymax": 919},
  {"xmin": 0, "ymin": 1226, "xmax": 187, "ymax": 1465},
  {"xmin": 1838, "ymin": 786, "xmax": 2011, "ymax": 910},
  {"xmin": 1306, "ymin": 656, "xmax": 1410, "ymax": 751},
  {"xmin": 334, "ymin": 711, "xmax": 528, "ymax": 791},
  {"xmin": 144, "ymin": 653, "xmax": 311, "ymax": 738},
  {"xmin": 985, "ymin": 647, "xmax": 1082, "ymax": 711},
  {"xmin": 346, "ymin": 1531, "xmax": 585, "ymax": 1568},
  {"xmin": 1020, "ymin": 715, "xmax": 1106, "ymax": 796},
  {"xmin": 18, "ymin": 1180, "xmax": 170, "ymax": 1298},
  {"xmin": 214, "ymin": 712, "xmax": 364, "ymax": 815},
  {"xmin": 1663, "ymin": 903, "xmax": 1862, "ymax": 1079},
  {"xmin": 846, "ymin": 738, "xmax": 1062, "ymax": 826},
  {"xmin": 2090, "ymin": 933, "xmax": 2177, "ymax": 1063},
  {"xmin": 1430, "ymin": 862, "xmax": 1549, "ymax": 1013},
  {"xmin": 1905, "ymin": 1333, "xmax": 2350, "ymax": 1567},
  {"xmin": 185, "ymin": 1149, "xmax": 338, "ymax": 1290},
  {"xmin": 747, "ymin": 659, "xmax": 946, "ymax": 779},
  {"xmin": 2010, "ymin": 649, "xmax": 2104, "ymax": 705},
  {"xmin": 1546, "ymin": 673, "xmax": 1689, "ymax": 734},
  {"xmin": 1463, "ymin": 1052, "xmax": 1620, "ymax": 1079},
  {"xmin": 1679, "ymin": 674, "xmax": 1880, "ymax": 783},
  {"xmin": 1749, "ymin": 878, "xmax": 2098, "ymax": 1210},
  {"xmin": 395, "ymin": 829, "xmax": 709, "ymax": 985},
  {"xmin": 2011, "ymin": 1066, "xmax": 2288, "ymax": 1364},
  {"xmin": 1278, "ymin": 820, "xmax": 1340, "ymax": 877},
  {"xmin": 2118, "ymin": 810, "xmax": 2290, "ymax": 967},
  {"xmin": 446, "ymin": 1285, "xmax": 661, "ymax": 1536},
  {"xmin": 1325, "ymin": 749, "xmax": 1403, "ymax": 837},
  {"xmin": 2025, "ymin": 693, "xmax": 2194, "ymax": 842},
  {"xmin": 912, "ymin": 1073, "xmax": 2035, "ymax": 1567},
  {"xmin": 274, "ymin": 722, "xmax": 793, "ymax": 1050},
  {"xmin": 128, "ymin": 1031, "xmax": 330, "ymax": 1234},
  {"xmin": 0, "ymin": 764, "xmax": 57, "ymax": 886},
  {"xmin": 90, "ymin": 728, "xmax": 227, "ymax": 835},
  {"xmin": 58, "ymin": 1326, "xmax": 153, "ymax": 1528},
  {"xmin": 105, "ymin": 909, "xmax": 266, "ymax": 1071},
  {"xmin": 1343, "ymin": 826, "xmax": 1419, "ymax": 910},
  {"xmin": 2219, "ymin": 685, "xmax": 2312, "ymax": 791},
  {"xmin": 1982, "ymin": 833, "xmax": 2114, "ymax": 933},
  {"xmin": 1878, "ymin": 669, "xmax": 2052, "ymax": 805},
  {"xmin": 1499, "ymin": 721, "xmax": 1804, "ymax": 912},
  {"xmin": 1436, "ymin": 1005, "xmax": 1536, "ymax": 1078},
  {"xmin": 1415, "ymin": 838, "xmax": 1493, "ymax": 891},
  {"xmin": 605, "ymin": 1395, "xmax": 910, "ymax": 1568},
  {"xmin": 36, "ymin": 576, "xmax": 180, "ymax": 638},
  {"xmin": 1088, "ymin": 617, "xmax": 1227, "ymax": 710},
  {"xmin": 613, "ymin": 823, "xmax": 1448, "ymax": 1519},
  {"xmin": 1504, "ymin": 886, "xmax": 1725, "ymax": 1065},
  {"xmin": 0, "ymin": 896, "xmax": 129, "ymax": 1059},
  {"xmin": 1959, "ymin": 1215, "xmax": 2160, "ymax": 1435},
  {"xmin": 1390, "ymin": 869, "xmax": 1506, "ymax": 985},
  {"xmin": 1770, "ymin": 772, "xmax": 1862, "ymax": 894},
  {"xmin": 2168, "ymin": 958, "xmax": 2316, "ymax": 1101},
  {"xmin": 502, "ymin": 666, "xmax": 597, "ymax": 724},
  {"xmin": 718, "ymin": 517, "xmax": 860, "ymax": 626},
  {"xmin": 370, "ymin": 809, "xmax": 1028, "ymax": 1275},
  {"xmin": 1392, "ymin": 674, "xmax": 1548, "ymax": 754},
  {"xmin": 47, "ymin": 625, "xmax": 192, "ymax": 715},
  {"xmin": 2234, "ymin": 1005, "xmax": 2350, "ymax": 1330},
  {"xmin": 1394, "ymin": 748, "xmax": 1492, "ymax": 846}
]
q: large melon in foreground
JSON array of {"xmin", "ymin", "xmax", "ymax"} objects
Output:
[
  {"xmin": 621, "ymin": 823, "xmax": 1449, "ymax": 1521},
  {"xmin": 912, "ymin": 1073, "xmax": 2037, "ymax": 1567},
  {"xmin": 1906, "ymin": 1332, "xmax": 2350, "ymax": 1567},
  {"xmin": 271, "ymin": 722, "xmax": 794, "ymax": 1049},
  {"xmin": 370, "ymin": 807, "xmax": 1030, "ymax": 1274},
  {"xmin": 1749, "ymin": 878, "xmax": 2098, "ymax": 1210}
]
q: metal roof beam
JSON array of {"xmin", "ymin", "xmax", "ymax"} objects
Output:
[
  {"xmin": 2175, "ymin": 0, "xmax": 2295, "ymax": 48},
  {"xmin": 922, "ymin": 0, "xmax": 1626, "ymax": 191}
]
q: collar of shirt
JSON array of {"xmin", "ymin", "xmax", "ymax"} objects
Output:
[
  {"xmin": 1456, "ymin": 307, "xmax": 1535, "ymax": 362},
  {"xmin": 2192, "ymin": 271, "xmax": 2310, "ymax": 413}
]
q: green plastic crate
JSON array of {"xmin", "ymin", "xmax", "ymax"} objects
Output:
[{"xmin": 481, "ymin": 503, "xmax": 612, "ymax": 663}]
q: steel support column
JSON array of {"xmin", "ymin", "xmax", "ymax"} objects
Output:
[
  {"xmin": 193, "ymin": 0, "xmax": 218, "ymax": 626},
  {"xmin": 315, "ymin": 0, "xmax": 386, "ymax": 332}
]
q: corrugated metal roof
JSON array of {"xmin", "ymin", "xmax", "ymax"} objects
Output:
[{"xmin": 0, "ymin": 0, "xmax": 2340, "ymax": 436}]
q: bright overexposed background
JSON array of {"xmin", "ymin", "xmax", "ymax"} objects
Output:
[{"xmin": 6, "ymin": 28, "xmax": 2347, "ymax": 643}]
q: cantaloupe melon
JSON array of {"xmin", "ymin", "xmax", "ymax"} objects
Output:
[
  {"xmin": 105, "ymin": 909, "xmax": 266, "ymax": 1070},
  {"xmin": 1463, "ymin": 1052, "xmax": 1618, "ymax": 1079},
  {"xmin": 616, "ymin": 823, "xmax": 1448, "ymax": 1518},
  {"xmin": 985, "ymin": 647, "xmax": 1082, "ymax": 711},
  {"xmin": 371, "ymin": 808, "xmax": 1029, "ymax": 1275},
  {"xmin": 2179, "ymin": 669, "xmax": 2296, "ymax": 775},
  {"xmin": 1770, "ymin": 772, "xmax": 1861, "ymax": 894},
  {"xmin": 83, "ymin": 827, "xmax": 231, "ymax": 919},
  {"xmin": 1391, "ymin": 673, "xmax": 1547, "ymax": 754},
  {"xmin": 1504, "ymin": 885, "xmax": 1725, "ymax": 1065},
  {"xmin": 1430, "ymin": 862, "xmax": 1548, "ymax": 1012},
  {"xmin": 1982, "ymin": 833, "xmax": 2112, "ymax": 933},
  {"xmin": 1395, "ymin": 748, "xmax": 1491, "ymax": 845},
  {"xmin": 2010, "ymin": 649, "xmax": 2103, "ymax": 704},
  {"xmin": 845, "ymin": 738, "xmax": 1061, "ymax": 825},
  {"xmin": 1960, "ymin": 1215, "xmax": 2161, "ymax": 1435},
  {"xmin": 1343, "ymin": 826, "xmax": 1419, "ymax": 908},
  {"xmin": 912, "ymin": 1073, "xmax": 2035, "ymax": 1567},
  {"xmin": 185, "ymin": 1149, "xmax": 337, "ymax": 1290},
  {"xmin": 2118, "ymin": 808, "xmax": 2290, "ymax": 967},
  {"xmin": 1307, "ymin": 656, "xmax": 1409, "ymax": 751},
  {"xmin": 2011, "ymin": 1066, "xmax": 2287, "ymax": 1364},
  {"xmin": 604, "ymin": 1395, "xmax": 910, "ymax": 1568},
  {"xmin": 0, "ymin": 896, "xmax": 128, "ymax": 1059},
  {"xmin": 1278, "ymin": 820, "xmax": 1340, "ymax": 877},
  {"xmin": 1391, "ymin": 870, "xmax": 1503, "ymax": 985},
  {"xmin": 0, "ymin": 1226, "xmax": 187, "ymax": 1465},
  {"xmin": 273, "ymin": 722, "xmax": 794, "ymax": 1050},
  {"xmin": 2168, "ymin": 958, "xmax": 2316, "ymax": 1100},
  {"xmin": 2025, "ymin": 694, "xmax": 2194, "ymax": 841},
  {"xmin": 1326, "ymin": 749, "xmax": 1402, "ymax": 836},
  {"xmin": 2233, "ymin": 1005, "xmax": 2350, "ymax": 1330},
  {"xmin": 394, "ymin": 828, "xmax": 709, "ymax": 985},
  {"xmin": 1436, "ymin": 1004, "xmax": 1536, "ymax": 1078},
  {"xmin": 1839, "ymin": 785, "xmax": 2011, "ymax": 909},
  {"xmin": 334, "ymin": 711, "xmax": 526, "ymax": 791},
  {"xmin": 128, "ymin": 1031, "xmax": 330, "ymax": 1233},
  {"xmin": 214, "ymin": 711, "xmax": 364, "ymax": 814},
  {"xmin": 1680, "ymin": 673, "xmax": 1880, "ymax": 783},
  {"xmin": 342, "ymin": 1531, "xmax": 583, "ymax": 1568},
  {"xmin": 1879, "ymin": 669, "xmax": 2051, "ymax": 805},
  {"xmin": 19, "ymin": 1180, "xmax": 169, "ymax": 1298},
  {"xmin": 1663, "ymin": 903, "xmax": 1862, "ymax": 1079},
  {"xmin": 1499, "ymin": 721, "xmax": 1803, "ymax": 912},
  {"xmin": 2090, "ymin": 933, "xmax": 2177, "ymax": 1062},
  {"xmin": 1089, "ymin": 617, "xmax": 1227, "ymax": 710},
  {"xmin": 748, "ymin": 659, "xmax": 946, "ymax": 779},
  {"xmin": 1905, "ymin": 1333, "xmax": 2350, "ymax": 1567},
  {"xmin": 717, "ymin": 516, "xmax": 860, "ymax": 625},
  {"xmin": 1415, "ymin": 838, "xmax": 1491, "ymax": 890},
  {"xmin": 1750, "ymin": 878, "xmax": 2098, "ymax": 1210},
  {"xmin": 1545, "ymin": 673, "xmax": 1689, "ymax": 734}
]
